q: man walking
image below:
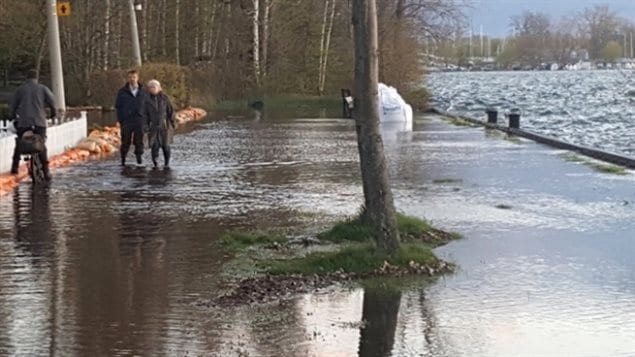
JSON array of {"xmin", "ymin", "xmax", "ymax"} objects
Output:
[
  {"xmin": 115, "ymin": 69, "xmax": 147, "ymax": 166},
  {"xmin": 10, "ymin": 69, "xmax": 56, "ymax": 181}
]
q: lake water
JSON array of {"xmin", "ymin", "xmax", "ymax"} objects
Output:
[
  {"xmin": 427, "ymin": 70, "xmax": 635, "ymax": 157},
  {"xmin": 0, "ymin": 112, "xmax": 633, "ymax": 356}
]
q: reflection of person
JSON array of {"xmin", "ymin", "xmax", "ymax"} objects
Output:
[
  {"xmin": 115, "ymin": 69, "xmax": 147, "ymax": 167},
  {"xmin": 10, "ymin": 69, "xmax": 56, "ymax": 180},
  {"xmin": 144, "ymin": 80, "xmax": 175, "ymax": 169},
  {"xmin": 14, "ymin": 186, "xmax": 52, "ymax": 258}
]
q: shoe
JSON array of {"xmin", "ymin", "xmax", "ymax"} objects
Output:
[{"xmin": 121, "ymin": 157, "xmax": 126, "ymax": 167}]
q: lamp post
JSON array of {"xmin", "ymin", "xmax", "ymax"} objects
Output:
[
  {"xmin": 128, "ymin": 0, "xmax": 142, "ymax": 67},
  {"xmin": 46, "ymin": 0, "xmax": 66, "ymax": 112}
]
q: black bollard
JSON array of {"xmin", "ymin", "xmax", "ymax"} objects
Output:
[
  {"xmin": 508, "ymin": 109, "xmax": 521, "ymax": 129},
  {"xmin": 486, "ymin": 107, "xmax": 498, "ymax": 124}
]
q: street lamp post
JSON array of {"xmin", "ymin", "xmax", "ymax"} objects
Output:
[
  {"xmin": 46, "ymin": 0, "xmax": 66, "ymax": 112},
  {"xmin": 128, "ymin": 0, "xmax": 142, "ymax": 67}
]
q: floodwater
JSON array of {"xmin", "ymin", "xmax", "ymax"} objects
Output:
[
  {"xmin": 0, "ymin": 112, "xmax": 634, "ymax": 356},
  {"xmin": 427, "ymin": 70, "xmax": 635, "ymax": 157}
]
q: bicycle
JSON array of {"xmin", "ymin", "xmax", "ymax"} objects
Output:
[{"xmin": 15, "ymin": 130, "xmax": 47, "ymax": 185}]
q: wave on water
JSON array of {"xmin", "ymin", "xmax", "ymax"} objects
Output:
[{"xmin": 427, "ymin": 71, "xmax": 635, "ymax": 156}]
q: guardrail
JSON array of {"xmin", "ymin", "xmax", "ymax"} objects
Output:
[
  {"xmin": 0, "ymin": 111, "xmax": 88, "ymax": 174},
  {"xmin": 437, "ymin": 108, "xmax": 635, "ymax": 170}
]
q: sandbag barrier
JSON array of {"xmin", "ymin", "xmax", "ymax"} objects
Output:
[{"xmin": 0, "ymin": 107, "xmax": 207, "ymax": 197}]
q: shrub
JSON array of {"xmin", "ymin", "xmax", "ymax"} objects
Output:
[
  {"xmin": 402, "ymin": 87, "xmax": 431, "ymax": 112},
  {"xmin": 67, "ymin": 63, "xmax": 190, "ymax": 109}
]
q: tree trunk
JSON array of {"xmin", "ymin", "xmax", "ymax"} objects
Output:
[
  {"xmin": 34, "ymin": 33, "xmax": 47, "ymax": 79},
  {"xmin": 352, "ymin": 0, "xmax": 400, "ymax": 254},
  {"xmin": 103, "ymin": 0, "xmax": 111, "ymax": 70},
  {"xmin": 141, "ymin": 0, "xmax": 148, "ymax": 61},
  {"xmin": 160, "ymin": 0, "xmax": 167, "ymax": 57},
  {"xmin": 320, "ymin": 0, "xmax": 337, "ymax": 95},
  {"xmin": 252, "ymin": 0, "xmax": 261, "ymax": 88},
  {"xmin": 175, "ymin": 0, "xmax": 181, "ymax": 65},
  {"xmin": 318, "ymin": 0, "xmax": 330, "ymax": 95},
  {"xmin": 262, "ymin": 0, "xmax": 272, "ymax": 78},
  {"xmin": 194, "ymin": 0, "xmax": 200, "ymax": 58},
  {"xmin": 115, "ymin": 6, "xmax": 123, "ymax": 68}
]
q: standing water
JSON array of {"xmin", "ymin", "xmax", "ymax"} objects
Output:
[
  {"xmin": 0, "ymin": 109, "xmax": 633, "ymax": 356},
  {"xmin": 427, "ymin": 70, "xmax": 635, "ymax": 156}
]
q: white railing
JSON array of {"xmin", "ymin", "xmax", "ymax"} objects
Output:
[{"xmin": 0, "ymin": 111, "xmax": 87, "ymax": 174}]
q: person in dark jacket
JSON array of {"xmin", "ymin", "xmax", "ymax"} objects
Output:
[
  {"xmin": 115, "ymin": 69, "xmax": 147, "ymax": 166},
  {"xmin": 144, "ymin": 80, "xmax": 175, "ymax": 169},
  {"xmin": 10, "ymin": 69, "xmax": 57, "ymax": 180}
]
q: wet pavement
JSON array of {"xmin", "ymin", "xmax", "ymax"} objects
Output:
[{"xmin": 0, "ymin": 113, "xmax": 634, "ymax": 356}]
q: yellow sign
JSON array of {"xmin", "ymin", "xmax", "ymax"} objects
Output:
[{"xmin": 57, "ymin": 2, "xmax": 71, "ymax": 16}]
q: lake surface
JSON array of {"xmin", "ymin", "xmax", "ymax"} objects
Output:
[
  {"xmin": 0, "ymin": 113, "xmax": 633, "ymax": 356},
  {"xmin": 427, "ymin": 70, "xmax": 635, "ymax": 157}
]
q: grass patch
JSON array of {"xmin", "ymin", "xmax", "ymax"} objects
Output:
[
  {"xmin": 267, "ymin": 243, "xmax": 438, "ymax": 275},
  {"xmin": 432, "ymin": 178, "xmax": 462, "ymax": 184},
  {"xmin": 221, "ymin": 230, "xmax": 286, "ymax": 250},
  {"xmin": 561, "ymin": 153, "xmax": 628, "ymax": 175},
  {"xmin": 318, "ymin": 212, "xmax": 460, "ymax": 244},
  {"xmin": 503, "ymin": 134, "xmax": 523, "ymax": 144},
  {"xmin": 446, "ymin": 116, "xmax": 478, "ymax": 127}
]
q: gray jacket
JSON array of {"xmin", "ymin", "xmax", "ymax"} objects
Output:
[{"xmin": 10, "ymin": 79, "xmax": 57, "ymax": 128}]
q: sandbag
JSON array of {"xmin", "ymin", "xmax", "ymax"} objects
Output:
[{"xmin": 76, "ymin": 139, "xmax": 101, "ymax": 154}]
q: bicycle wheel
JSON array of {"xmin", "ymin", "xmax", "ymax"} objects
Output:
[{"xmin": 30, "ymin": 155, "xmax": 46, "ymax": 185}]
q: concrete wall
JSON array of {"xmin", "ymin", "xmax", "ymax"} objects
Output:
[{"xmin": 0, "ymin": 112, "xmax": 87, "ymax": 173}]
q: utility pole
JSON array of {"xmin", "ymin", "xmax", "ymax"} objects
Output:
[
  {"xmin": 46, "ymin": 0, "xmax": 66, "ymax": 112},
  {"xmin": 631, "ymin": 32, "xmax": 633, "ymax": 58},
  {"xmin": 128, "ymin": 0, "xmax": 142, "ymax": 67}
]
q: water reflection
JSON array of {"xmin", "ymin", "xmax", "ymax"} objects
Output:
[
  {"xmin": 358, "ymin": 286, "xmax": 401, "ymax": 357},
  {"xmin": 13, "ymin": 186, "xmax": 53, "ymax": 260}
]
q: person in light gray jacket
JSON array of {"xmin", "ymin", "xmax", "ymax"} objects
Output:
[{"xmin": 10, "ymin": 69, "xmax": 57, "ymax": 179}]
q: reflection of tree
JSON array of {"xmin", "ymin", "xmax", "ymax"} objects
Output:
[{"xmin": 358, "ymin": 286, "xmax": 402, "ymax": 357}]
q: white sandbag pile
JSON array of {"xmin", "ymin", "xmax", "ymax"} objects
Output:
[{"xmin": 378, "ymin": 83, "xmax": 413, "ymax": 131}]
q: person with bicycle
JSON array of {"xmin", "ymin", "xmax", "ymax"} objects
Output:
[
  {"xmin": 115, "ymin": 69, "xmax": 147, "ymax": 167},
  {"xmin": 9, "ymin": 69, "xmax": 56, "ymax": 181}
]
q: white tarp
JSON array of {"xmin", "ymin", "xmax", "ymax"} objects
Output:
[{"xmin": 378, "ymin": 83, "xmax": 413, "ymax": 131}]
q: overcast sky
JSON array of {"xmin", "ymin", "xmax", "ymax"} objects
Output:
[{"xmin": 467, "ymin": 0, "xmax": 635, "ymax": 36}]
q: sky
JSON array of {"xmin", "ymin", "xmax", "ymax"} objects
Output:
[{"xmin": 467, "ymin": 0, "xmax": 635, "ymax": 36}]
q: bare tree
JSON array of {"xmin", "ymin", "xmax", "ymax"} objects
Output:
[
  {"xmin": 252, "ymin": 0, "xmax": 261, "ymax": 87},
  {"xmin": 352, "ymin": 0, "xmax": 400, "ymax": 254}
]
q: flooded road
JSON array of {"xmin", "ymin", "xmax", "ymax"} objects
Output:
[{"xmin": 0, "ymin": 113, "xmax": 634, "ymax": 356}]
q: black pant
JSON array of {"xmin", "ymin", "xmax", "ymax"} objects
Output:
[
  {"xmin": 151, "ymin": 142, "xmax": 171, "ymax": 166},
  {"xmin": 120, "ymin": 121, "xmax": 144, "ymax": 162},
  {"xmin": 12, "ymin": 127, "xmax": 48, "ymax": 174}
]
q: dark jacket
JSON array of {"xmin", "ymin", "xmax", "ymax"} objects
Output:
[
  {"xmin": 10, "ymin": 79, "xmax": 56, "ymax": 128},
  {"xmin": 115, "ymin": 84, "xmax": 147, "ymax": 125},
  {"xmin": 145, "ymin": 92, "xmax": 175, "ymax": 147}
]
